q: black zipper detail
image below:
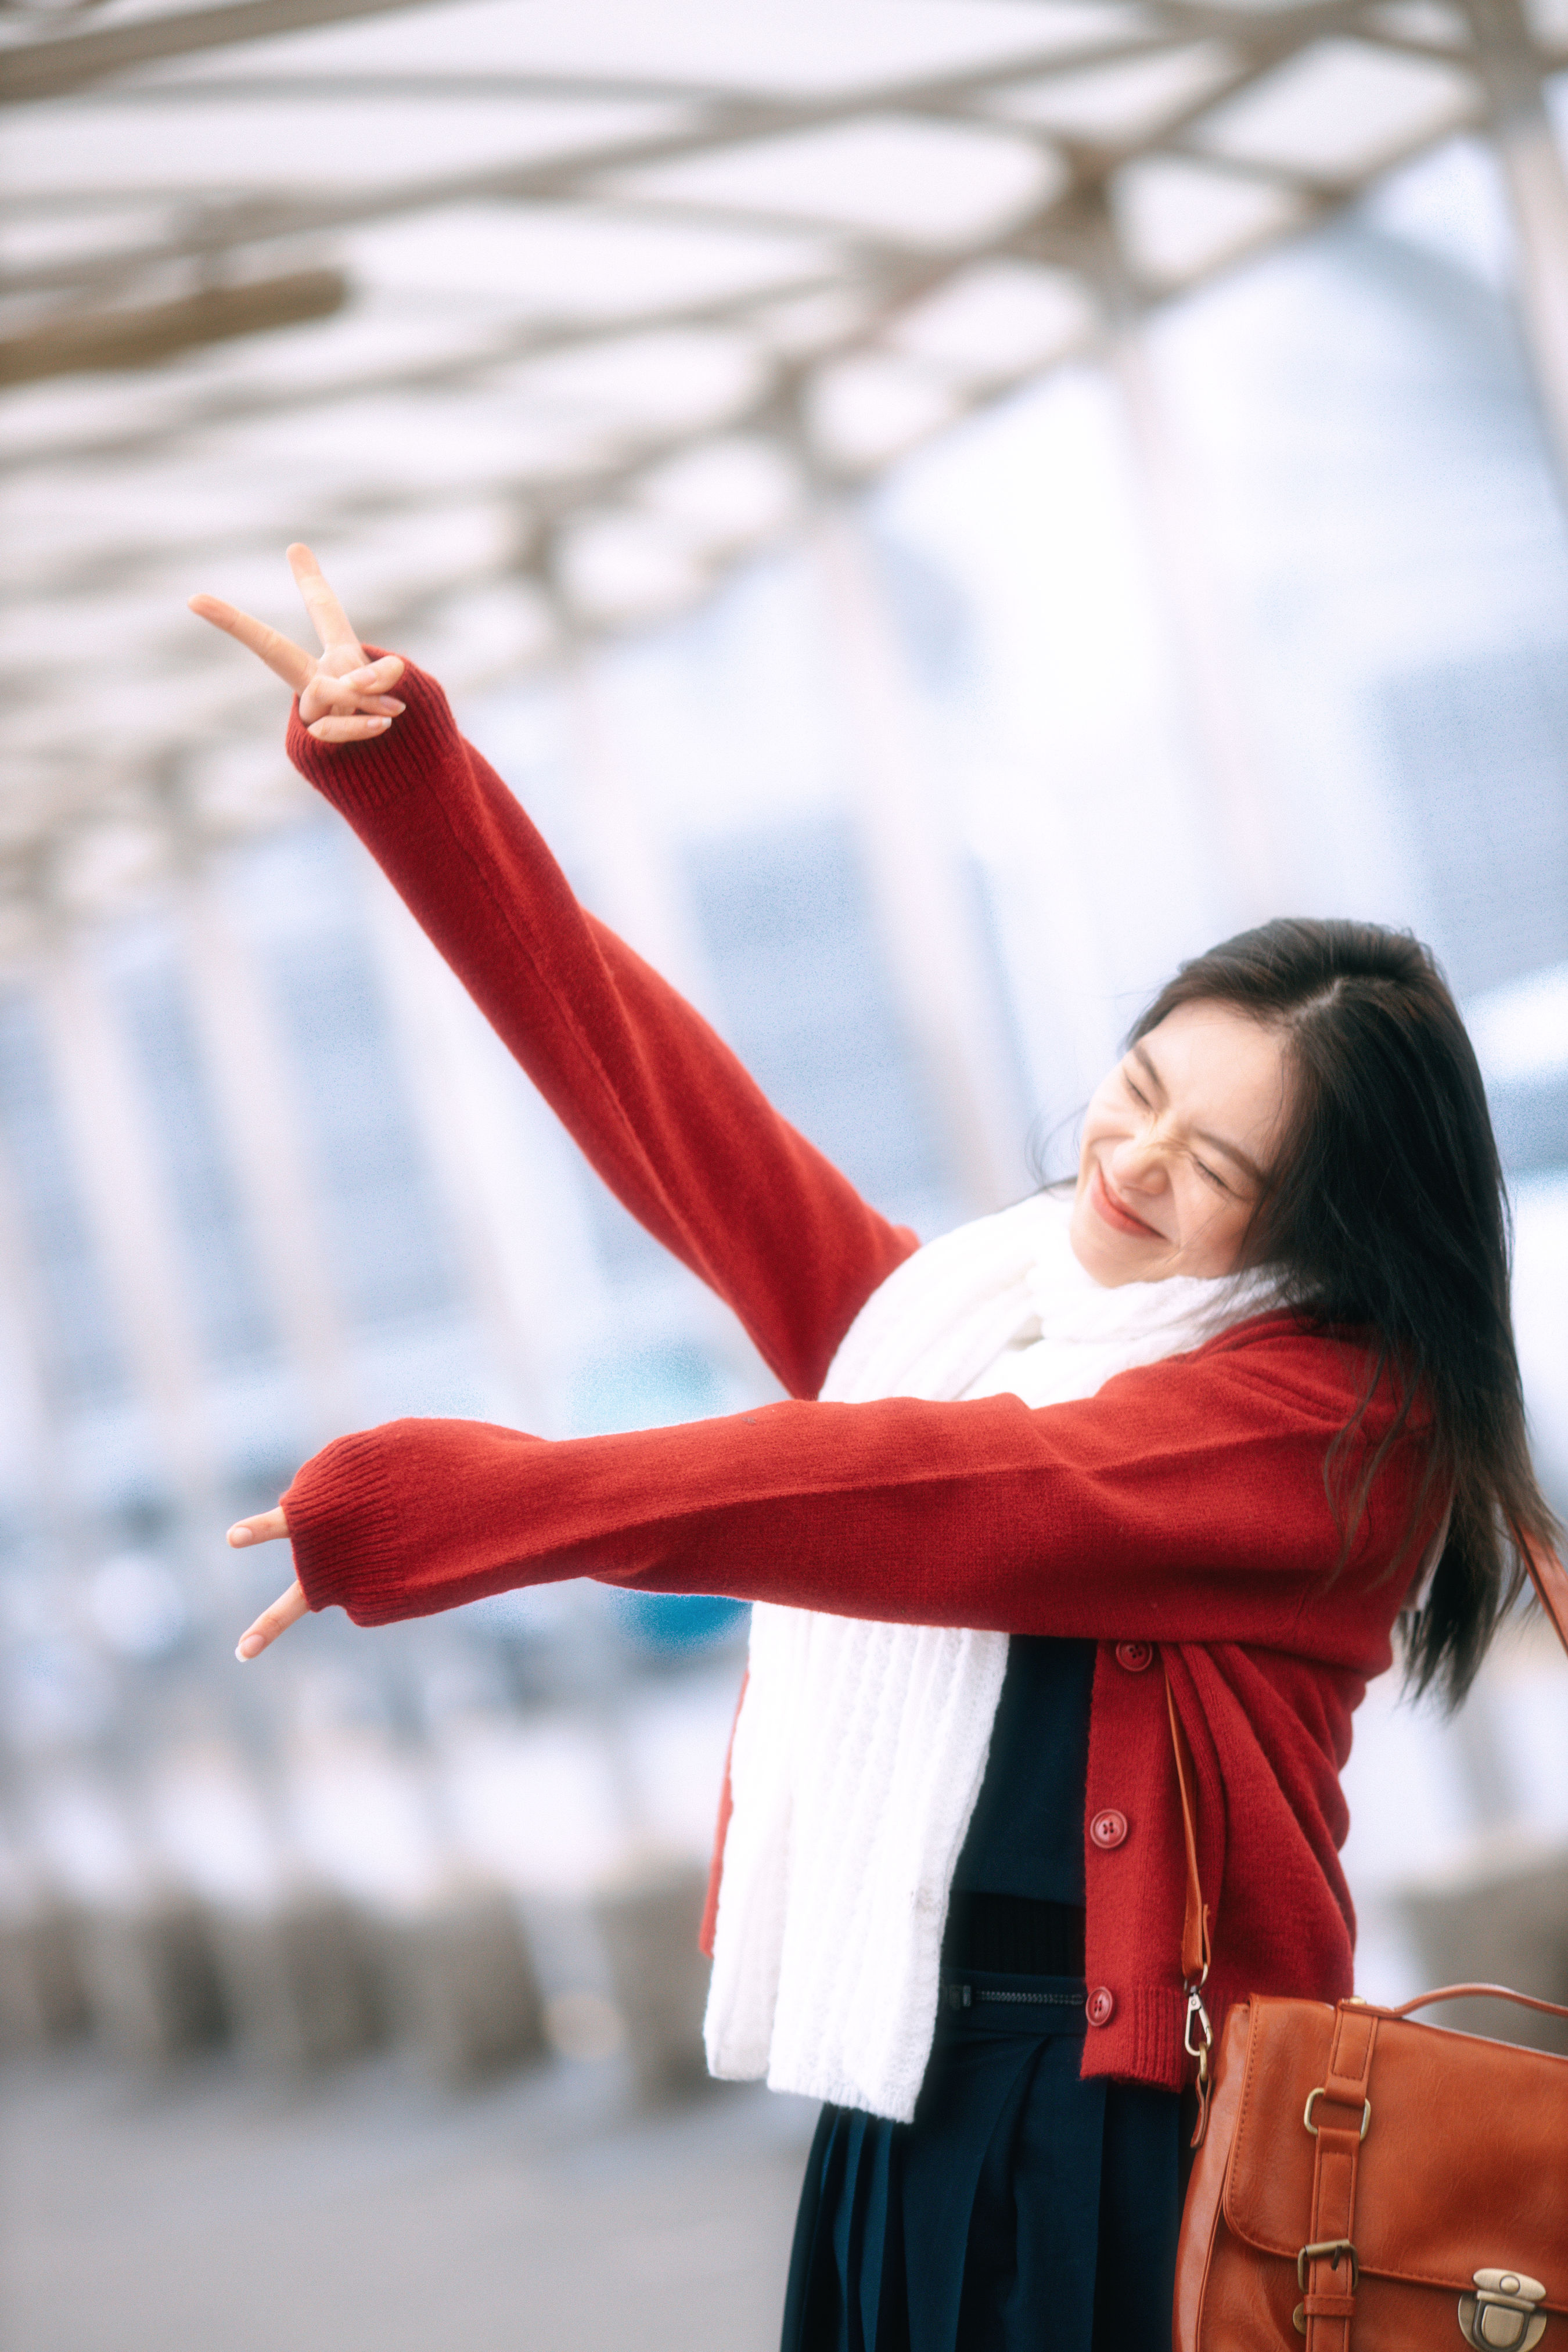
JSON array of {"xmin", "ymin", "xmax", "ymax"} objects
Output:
[{"xmin": 943, "ymin": 1983, "xmax": 1083, "ymax": 2011}]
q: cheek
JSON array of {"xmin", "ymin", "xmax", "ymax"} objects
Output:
[
  {"xmin": 1177, "ymin": 1173, "xmax": 1246, "ymax": 1241},
  {"xmin": 1181, "ymin": 1186, "xmax": 1254, "ymax": 1272},
  {"xmin": 1080, "ymin": 1084, "xmax": 1125, "ymax": 1145}
]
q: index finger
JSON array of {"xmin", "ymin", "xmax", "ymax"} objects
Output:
[
  {"xmin": 189, "ymin": 595, "xmax": 315, "ymax": 692},
  {"xmin": 236, "ymin": 1579, "xmax": 308, "ymax": 1661},
  {"xmin": 287, "ymin": 542, "xmax": 362, "ymax": 657}
]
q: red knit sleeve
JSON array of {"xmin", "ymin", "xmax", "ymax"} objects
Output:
[
  {"xmin": 285, "ymin": 658, "xmax": 916, "ymax": 1400},
  {"xmin": 282, "ymin": 1318, "xmax": 1429, "ymax": 1668}
]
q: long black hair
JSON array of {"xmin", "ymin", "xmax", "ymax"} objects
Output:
[{"xmin": 1129, "ymin": 917, "xmax": 1558, "ymax": 1709}]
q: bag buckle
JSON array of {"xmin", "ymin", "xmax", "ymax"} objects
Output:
[
  {"xmin": 1459, "ymin": 2271, "xmax": 1547, "ymax": 2351},
  {"xmin": 1296, "ymin": 2240, "xmax": 1358, "ymax": 2295},
  {"xmin": 1303, "ymin": 2084, "xmax": 1371, "ymax": 2139},
  {"xmin": 1292, "ymin": 2240, "xmax": 1358, "ymax": 2336}
]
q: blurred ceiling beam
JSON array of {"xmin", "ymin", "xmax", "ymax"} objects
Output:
[
  {"xmin": 1, "ymin": 34, "xmax": 1156, "ymax": 301},
  {"xmin": 0, "ymin": 262, "xmax": 855, "ymax": 474},
  {"xmin": 6, "ymin": 0, "xmax": 1568, "ymax": 928},
  {"xmin": 0, "ymin": 268, "xmax": 347, "ymax": 385},
  {"xmin": 0, "ymin": 0, "xmax": 464, "ymax": 106}
]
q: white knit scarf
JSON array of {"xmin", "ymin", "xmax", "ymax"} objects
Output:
[{"xmin": 702, "ymin": 1188, "xmax": 1278, "ymax": 2123}]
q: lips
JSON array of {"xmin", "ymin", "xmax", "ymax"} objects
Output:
[{"xmin": 1089, "ymin": 1160, "xmax": 1163, "ymax": 1240}]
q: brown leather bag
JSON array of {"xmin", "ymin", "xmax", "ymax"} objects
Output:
[{"xmin": 1172, "ymin": 1547, "xmax": 1568, "ymax": 2352}]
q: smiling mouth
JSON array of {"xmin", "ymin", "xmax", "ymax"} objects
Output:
[{"xmin": 1089, "ymin": 1160, "xmax": 1163, "ymax": 1240}]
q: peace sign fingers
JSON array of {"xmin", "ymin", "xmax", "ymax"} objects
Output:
[
  {"xmin": 188, "ymin": 593, "xmax": 316, "ymax": 693},
  {"xmin": 284, "ymin": 543, "xmax": 400, "ymax": 732},
  {"xmin": 288, "ymin": 541, "xmax": 362, "ymax": 661},
  {"xmin": 190, "ymin": 546, "xmax": 407, "ymax": 744}
]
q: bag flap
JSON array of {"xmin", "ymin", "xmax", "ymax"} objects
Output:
[{"xmin": 1221, "ymin": 1997, "xmax": 1568, "ymax": 2309}]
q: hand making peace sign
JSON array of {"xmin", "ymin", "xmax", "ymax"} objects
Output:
[
  {"xmin": 191, "ymin": 545, "xmax": 407, "ymax": 1659},
  {"xmin": 189, "ymin": 541, "xmax": 406, "ymax": 743}
]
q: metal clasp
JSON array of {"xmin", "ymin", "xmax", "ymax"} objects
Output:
[
  {"xmin": 1303, "ymin": 2085, "xmax": 1371, "ymax": 2139},
  {"xmin": 1458, "ymin": 2270, "xmax": 1548, "ymax": 2351},
  {"xmin": 1291, "ymin": 2241, "xmax": 1358, "ymax": 2336},
  {"xmin": 1297, "ymin": 2240, "xmax": 1358, "ymax": 2295},
  {"xmin": 1183, "ymin": 1984, "xmax": 1212, "ymax": 2083}
]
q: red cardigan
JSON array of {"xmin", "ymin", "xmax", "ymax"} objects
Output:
[{"xmin": 280, "ymin": 660, "xmax": 1430, "ymax": 2093}]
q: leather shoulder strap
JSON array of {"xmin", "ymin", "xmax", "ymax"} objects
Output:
[
  {"xmin": 1526, "ymin": 1540, "xmax": 1568, "ymax": 1660},
  {"xmin": 1165, "ymin": 1672, "xmax": 1210, "ymax": 1988},
  {"xmin": 1164, "ymin": 1542, "xmax": 1568, "ymax": 1990}
]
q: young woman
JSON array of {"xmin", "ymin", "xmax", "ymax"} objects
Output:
[{"xmin": 196, "ymin": 548, "xmax": 1556, "ymax": 2352}]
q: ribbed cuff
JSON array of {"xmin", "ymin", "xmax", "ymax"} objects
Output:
[
  {"xmin": 282, "ymin": 1428, "xmax": 407, "ymax": 1625},
  {"xmin": 285, "ymin": 648, "xmax": 461, "ymax": 815}
]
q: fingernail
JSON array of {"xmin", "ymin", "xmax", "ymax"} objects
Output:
[
  {"xmin": 227, "ymin": 1523, "xmax": 251, "ymax": 1545},
  {"xmin": 369, "ymin": 717, "xmax": 389, "ymax": 729},
  {"xmin": 385, "ymin": 699, "xmax": 405, "ymax": 713},
  {"xmin": 236, "ymin": 1632, "xmax": 264, "ymax": 1662}
]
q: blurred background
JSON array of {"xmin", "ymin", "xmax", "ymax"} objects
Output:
[{"xmin": 3, "ymin": 1, "xmax": 1568, "ymax": 2344}]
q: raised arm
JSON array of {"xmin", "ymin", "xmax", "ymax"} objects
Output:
[
  {"xmin": 291, "ymin": 657, "xmax": 914, "ymax": 1395},
  {"xmin": 193, "ymin": 551, "xmax": 915, "ymax": 1400}
]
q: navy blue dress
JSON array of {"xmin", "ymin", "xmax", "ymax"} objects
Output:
[{"xmin": 780, "ymin": 1638, "xmax": 1184, "ymax": 2352}]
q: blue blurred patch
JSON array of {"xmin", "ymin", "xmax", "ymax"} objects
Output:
[
  {"xmin": 610, "ymin": 1592, "xmax": 748, "ymax": 1655},
  {"xmin": 571, "ymin": 1341, "xmax": 727, "ymax": 1436}
]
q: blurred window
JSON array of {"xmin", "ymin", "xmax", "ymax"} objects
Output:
[
  {"xmin": 252, "ymin": 838, "xmax": 461, "ymax": 1334},
  {"xmin": 0, "ymin": 993, "xmax": 128, "ymax": 1405},
  {"xmin": 1375, "ymin": 640, "xmax": 1568, "ymax": 999},
  {"xmin": 683, "ymin": 817, "xmax": 950, "ymax": 1228},
  {"xmin": 114, "ymin": 946, "xmax": 277, "ymax": 1369}
]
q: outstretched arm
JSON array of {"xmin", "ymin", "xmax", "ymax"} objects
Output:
[
  {"xmin": 232, "ymin": 1319, "xmax": 1431, "ymax": 1666},
  {"xmin": 193, "ymin": 549, "xmax": 916, "ymax": 1402}
]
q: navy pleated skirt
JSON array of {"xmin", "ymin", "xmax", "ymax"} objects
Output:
[{"xmin": 780, "ymin": 1969, "xmax": 1184, "ymax": 2352}]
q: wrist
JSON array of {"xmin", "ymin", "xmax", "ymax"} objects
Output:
[
  {"xmin": 286, "ymin": 647, "xmax": 458, "ymax": 811},
  {"xmin": 282, "ymin": 1427, "xmax": 404, "ymax": 1624}
]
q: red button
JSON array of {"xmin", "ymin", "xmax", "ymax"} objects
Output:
[
  {"xmin": 1090, "ymin": 1808, "xmax": 1129, "ymax": 1851},
  {"xmin": 1086, "ymin": 1986, "xmax": 1116, "ymax": 2027},
  {"xmin": 1115, "ymin": 1641, "xmax": 1153, "ymax": 1673}
]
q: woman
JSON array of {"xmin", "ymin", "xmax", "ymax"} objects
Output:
[{"xmin": 195, "ymin": 549, "xmax": 1556, "ymax": 2352}]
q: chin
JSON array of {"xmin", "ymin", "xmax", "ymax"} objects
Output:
[{"xmin": 1068, "ymin": 1196, "xmax": 1147, "ymax": 1286}]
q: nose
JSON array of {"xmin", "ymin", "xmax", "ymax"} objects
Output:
[{"xmin": 1108, "ymin": 1130, "xmax": 1169, "ymax": 1195}]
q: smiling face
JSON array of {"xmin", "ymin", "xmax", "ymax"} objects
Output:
[{"xmin": 1069, "ymin": 999, "xmax": 1294, "ymax": 1286}]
